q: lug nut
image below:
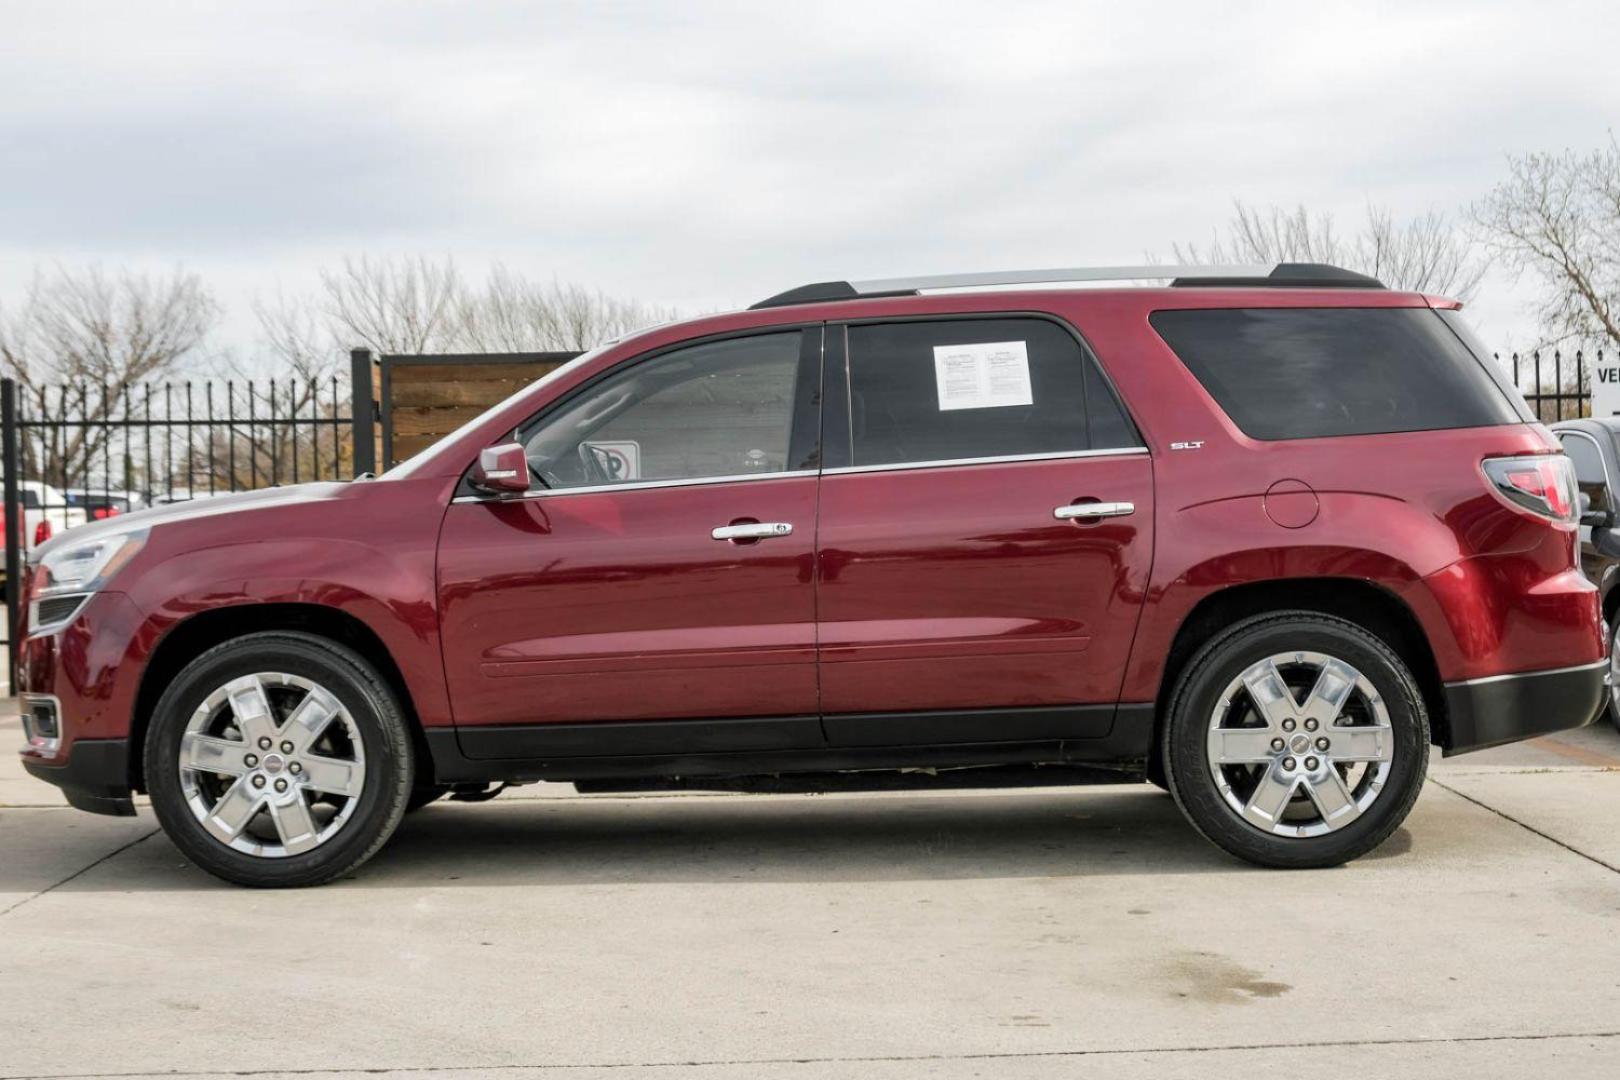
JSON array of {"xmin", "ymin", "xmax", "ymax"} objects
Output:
[
  {"xmin": 244, "ymin": 754, "xmax": 258, "ymax": 768},
  {"xmin": 1270, "ymin": 738, "xmax": 1285, "ymax": 752},
  {"xmin": 1304, "ymin": 718, "xmax": 1318, "ymax": 732},
  {"xmin": 1315, "ymin": 737, "xmax": 1330, "ymax": 751},
  {"xmin": 251, "ymin": 775, "xmax": 266, "ymax": 789},
  {"xmin": 1305, "ymin": 756, "xmax": 1320, "ymax": 770},
  {"xmin": 289, "ymin": 762, "xmax": 302, "ymax": 775},
  {"xmin": 1282, "ymin": 757, "xmax": 1297, "ymax": 770},
  {"xmin": 274, "ymin": 779, "xmax": 288, "ymax": 793},
  {"xmin": 1282, "ymin": 719, "xmax": 1296, "ymax": 732},
  {"xmin": 258, "ymin": 737, "xmax": 272, "ymax": 750},
  {"xmin": 280, "ymin": 741, "xmax": 294, "ymax": 754}
]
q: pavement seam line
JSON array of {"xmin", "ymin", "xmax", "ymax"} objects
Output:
[
  {"xmin": 3, "ymin": 1029, "xmax": 1618, "ymax": 1078},
  {"xmin": 1430, "ymin": 777, "xmax": 1620, "ymax": 874},
  {"xmin": 0, "ymin": 826, "xmax": 161, "ymax": 919}
]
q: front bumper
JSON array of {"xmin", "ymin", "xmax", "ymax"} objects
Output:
[
  {"xmin": 1442, "ymin": 660, "xmax": 1607, "ymax": 755},
  {"xmin": 21, "ymin": 737, "xmax": 135, "ymax": 816}
]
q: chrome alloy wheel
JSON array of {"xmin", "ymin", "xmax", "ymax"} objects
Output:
[
  {"xmin": 1206, "ymin": 651, "xmax": 1395, "ymax": 838},
  {"xmin": 178, "ymin": 673, "xmax": 366, "ymax": 857}
]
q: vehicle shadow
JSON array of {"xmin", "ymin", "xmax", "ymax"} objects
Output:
[
  {"xmin": 42, "ymin": 784, "xmax": 1417, "ymax": 892},
  {"xmin": 359, "ymin": 786, "xmax": 1237, "ymax": 887}
]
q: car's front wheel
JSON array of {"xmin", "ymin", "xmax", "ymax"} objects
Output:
[
  {"xmin": 144, "ymin": 631, "xmax": 414, "ymax": 888},
  {"xmin": 1163, "ymin": 611, "xmax": 1429, "ymax": 869}
]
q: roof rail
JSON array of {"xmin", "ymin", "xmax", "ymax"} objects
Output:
[{"xmin": 749, "ymin": 262, "xmax": 1385, "ymax": 309}]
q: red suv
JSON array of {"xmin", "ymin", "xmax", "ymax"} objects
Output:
[{"xmin": 18, "ymin": 263, "xmax": 1606, "ymax": 886}]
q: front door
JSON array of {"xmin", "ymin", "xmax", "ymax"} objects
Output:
[
  {"xmin": 437, "ymin": 327, "xmax": 825, "ymax": 757},
  {"xmin": 814, "ymin": 315, "xmax": 1155, "ymax": 745}
]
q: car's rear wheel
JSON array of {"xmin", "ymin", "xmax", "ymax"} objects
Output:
[
  {"xmin": 144, "ymin": 631, "xmax": 413, "ymax": 887},
  {"xmin": 1163, "ymin": 611, "xmax": 1429, "ymax": 868},
  {"xmin": 1607, "ymin": 622, "xmax": 1620, "ymax": 733}
]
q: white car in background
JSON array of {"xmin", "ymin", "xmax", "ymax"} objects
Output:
[
  {"xmin": 2, "ymin": 479, "xmax": 90, "ymax": 594},
  {"xmin": 5, "ymin": 480, "xmax": 89, "ymax": 545}
]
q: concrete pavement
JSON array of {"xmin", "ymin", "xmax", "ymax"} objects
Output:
[{"xmin": 2, "ymin": 711, "xmax": 1618, "ymax": 1080}]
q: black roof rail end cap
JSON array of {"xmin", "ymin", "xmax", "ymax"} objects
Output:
[
  {"xmin": 750, "ymin": 281, "xmax": 918, "ymax": 310},
  {"xmin": 1171, "ymin": 263, "xmax": 1386, "ymax": 289}
]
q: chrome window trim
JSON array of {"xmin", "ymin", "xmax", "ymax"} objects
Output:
[
  {"xmin": 449, "ymin": 448, "xmax": 1150, "ymax": 503},
  {"xmin": 822, "ymin": 446, "xmax": 1148, "ymax": 477},
  {"xmin": 452, "ymin": 468, "xmax": 821, "ymax": 504}
]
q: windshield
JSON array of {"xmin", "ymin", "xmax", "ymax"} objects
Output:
[{"xmin": 382, "ymin": 345, "xmax": 613, "ymax": 480}]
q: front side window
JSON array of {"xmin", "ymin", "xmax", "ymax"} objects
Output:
[
  {"xmin": 1559, "ymin": 433, "xmax": 1612, "ymax": 514},
  {"xmin": 844, "ymin": 317, "xmax": 1138, "ymax": 468},
  {"xmin": 520, "ymin": 332, "xmax": 806, "ymax": 490}
]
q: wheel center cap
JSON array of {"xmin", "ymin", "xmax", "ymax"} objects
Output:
[
  {"xmin": 262, "ymin": 754, "xmax": 286, "ymax": 775},
  {"xmin": 1288, "ymin": 734, "xmax": 1311, "ymax": 754}
]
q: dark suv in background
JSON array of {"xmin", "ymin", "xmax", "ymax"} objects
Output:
[
  {"xmin": 1550, "ymin": 416, "xmax": 1620, "ymax": 728},
  {"xmin": 19, "ymin": 262, "xmax": 1604, "ymax": 886}
]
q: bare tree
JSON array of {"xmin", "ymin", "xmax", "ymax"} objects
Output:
[
  {"xmin": 0, "ymin": 264, "xmax": 218, "ymax": 390},
  {"xmin": 1473, "ymin": 137, "xmax": 1620, "ymax": 350},
  {"xmin": 457, "ymin": 265, "xmax": 679, "ymax": 353},
  {"xmin": 0, "ymin": 264, "xmax": 219, "ymax": 487},
  {"xmin": 318, "ymin": 254, "xmax": 467, "ymax": 355},
  {"xmin": 1172, "ymin": 200, "xmax": 1487, "ymax": 301}
]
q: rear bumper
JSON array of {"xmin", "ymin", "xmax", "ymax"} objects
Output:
[
  {"xmin": 20, "ymin": 738, "xmax": 135, "ymax": 816},
  {"xmin": 1442, "ymin": 660, "xmax": 1607, "ymax": 756}
]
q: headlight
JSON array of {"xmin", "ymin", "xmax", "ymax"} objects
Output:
[{"xmin": 29, "ymin": 529, "xmax": 148, "ymax": 631}]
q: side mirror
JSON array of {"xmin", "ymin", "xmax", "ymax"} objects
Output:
[
  {"xmin": 1579, "ymin": 491, "xmax": 1614, "ymax": 528},
  {"xmin": 471, "ymin": 443, "xmax": 531, "ymax": 495}
]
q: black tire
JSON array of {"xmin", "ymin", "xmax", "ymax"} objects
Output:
[
  {"xmin": 1605, "ymin": 622, "xmax": 1620, "ymax": 734},
  {"xmin": 1163, "ymin": 611, "xmax": 1429, "ymax": 869},
  {"xmin": 144, "ymin": 631, "xmax": 414, "ymax": 888},
  {"xmin": 405, "ymin": 785, "xmax": 450, "ymax": 812}
]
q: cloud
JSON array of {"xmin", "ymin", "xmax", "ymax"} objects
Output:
[{"xmin": 1, "ymin": 0, "xmax": 1617, "ymax": 347}]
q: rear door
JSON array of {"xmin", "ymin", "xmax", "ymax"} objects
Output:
[
  {"xmin": 436, "ymin": 327, "xmax": 827, "ymax": 757},
  {"xmin": 814, "ymin": 315, "xmax": 1155, "ymax": 745}
]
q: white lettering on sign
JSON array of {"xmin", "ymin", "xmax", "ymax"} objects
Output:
[
  {"xmin": 933, "ymin": 341, "xmax": 1034, "ymax": 411},
  {"xmin": 1593, "ymin": 357, "xmax": 1620, "ymax": 418}
]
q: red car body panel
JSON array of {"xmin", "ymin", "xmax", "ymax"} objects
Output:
[
  {"xmin": 816, "ymin": 453, "xmax": 1154, "ymax": 714},
  {"xmin": 17, "ymin": 285, "xmax": 1604, "ymax": 790},
  {"xmin": 437, "ymin": 476, "xmax": 819, "ymax": 728}
]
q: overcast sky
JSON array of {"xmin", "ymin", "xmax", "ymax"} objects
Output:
[{"xmin": 3, "ymin": 0, "xmax": 1618, "ymax": 358}]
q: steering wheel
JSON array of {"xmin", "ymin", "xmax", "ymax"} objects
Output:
[{"xmin": 577, "ymin": 442, "xmax": 613, "ymax": 485}]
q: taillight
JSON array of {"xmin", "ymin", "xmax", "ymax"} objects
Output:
[
  {"xmin": 93, "ymin": 507, "xmax": 119, "ymax": 520},
  {"xmin": 1483, "ymin": 454, "xmax": 1578, "ymax": 522},
  {"xmin": 34, "ymin": 520, "xmax": 52, "ymax": 545}
]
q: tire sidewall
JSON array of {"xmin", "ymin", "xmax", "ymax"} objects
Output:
[
  {"xmin": 1165, "ymin": 614, "xmax": 1429, "ymax": 868},
  {"xmin": 144, "ymin": 633, "xmax": 412, "ymax": 887}
]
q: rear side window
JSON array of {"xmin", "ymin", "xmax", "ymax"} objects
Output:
[
  {"xmin": 845, "ymin": 317, "xmax": 1138, "ymax": 468},
  {"xmin": 1150, "ymin": 308, "xmax": 1524, "ymax": 441}
]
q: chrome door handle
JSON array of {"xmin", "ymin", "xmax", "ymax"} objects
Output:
[
  {"xmin": 1054, "ymin": 501, "xmax": 1134, "ymax": 520},
  {"xmin": 712, "ymin": 522, "xmax": 794, "ymax": 541}
]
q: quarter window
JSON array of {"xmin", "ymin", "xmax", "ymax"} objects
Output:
[
  {"xmin": 520, "ymin": 332, "xmax": 806, "ymax": 489},
  {"xmin": 1151, "ymin": 308, "xmax": 1523, "ymax": 441},
  {"xmin": 844, "ymin": 318, "xmax": 1138, "ymax": 468}
]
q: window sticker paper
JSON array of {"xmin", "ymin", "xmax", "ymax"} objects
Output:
[{"xmin": 933, "ymin": 341, "xmax": 1033, "ymax": 411}]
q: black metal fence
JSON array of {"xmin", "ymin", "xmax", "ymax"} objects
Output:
[
  {"xmin": 2, "ymin": 358, "xmax": 377, "ymax": 685},
  {"xmin": 1505, "ymin": 350, "xmax": 1605, "ymax": 422}
]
